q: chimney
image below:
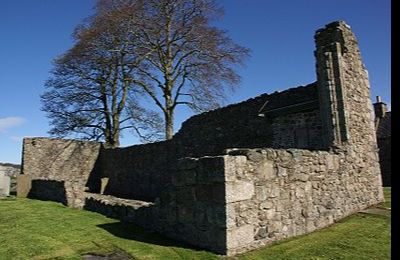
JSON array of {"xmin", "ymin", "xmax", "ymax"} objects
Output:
[{"xmin": 373, "ymin": 96, "xmax": 388, "ymax": 119}]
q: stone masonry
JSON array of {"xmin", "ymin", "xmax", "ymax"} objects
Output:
[
  {"xmin": 0, "ymin": 172, "xmax": 11, "ymax": 197},
  {"xmin": 373, "ymin": 96, "xmax": 391, "ymax": 186},
  {"xmin": 19, "ymin": 21, "xmax": 383, "ymax": 255},
  {"xmin": 0, "ymin": 163, "xmax": 20, "ymax": 196}
]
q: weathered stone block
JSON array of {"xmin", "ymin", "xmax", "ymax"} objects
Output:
[
  {"xmin": 226, "ymin": 181, "xmax": 254, "ymax": 203},
  {"xmin": 255, "ymin": 186, "xmax": 267, "ymax": 201},
  {"xmin": 100, "ymin": 177, "xmax": 109, "ymax": 194},
  {"xmin": 224, "ymin": 155, "xmax": 247, "ymax": 181},
  {"xmin": 260, "ymin": 201, "xmax": 274, "ymax": 209},
  {"xmin": 226, "ymin": 204, "xmax": 237, "ymax": 228},
  {"xmin": 255, "ymin": 160, "xmax": 276, "ymax": 180},
  {"xmin": 16, "ymin": 175, "xmax": 32, "ymax": 198},
  {"xmin": 246, "ymin": 151, "xmax": 264, "ymax": 162},
  {"xmin": 277, "ymin": 166, "xmax": 287, "ymax": 177},
  {"xmin": 292, "ymin": 173, "xmax": 309, "ymax": 182},
  {"xmin": 227, "ymin": 224, "xmax": 254, "ymax": 249},
  {"xmin": 268, "ymin": 186, "xmax": 280, "ymax": 198},
  {"xmin": 255, "ymin": 226, "xmax": 268, "ymax": 240},
  {"xmin": 0, "ymin": 173, "xmax": 11, "ymax": 196}
]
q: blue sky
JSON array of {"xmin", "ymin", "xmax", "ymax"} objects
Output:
[{"xmin": 0, "ymin": 0, "xmax": 391, "ymax": 164}]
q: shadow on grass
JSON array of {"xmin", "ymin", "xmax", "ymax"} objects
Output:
[
  {"xmin": 97, "ymin": 222, "xmax": 201, "ymax": 251},
  {"xmin": 82, "ymin": 248, "xmax": 134, "ymax": 260}
]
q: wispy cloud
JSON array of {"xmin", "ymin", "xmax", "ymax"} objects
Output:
[
  {"xmin": 0, "ymin": 117, "xmax": 26, "ymax": 133},
  {"xmin": 10, "ymin": 136, "xmax": 23, "ymax": 142}
]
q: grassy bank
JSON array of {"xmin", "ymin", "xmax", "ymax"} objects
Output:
[{"xmin": 0, "ymin": 187, "xmax": 390, "ymax": 259}]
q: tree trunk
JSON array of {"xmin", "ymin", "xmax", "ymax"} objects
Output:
[
  {"xmin": 111, "ymin": 130, "xmax": 120, "ymax": 148},
  {"xmin": 165, "ymin": 107, "xmax": 174, "ymax": 140}
]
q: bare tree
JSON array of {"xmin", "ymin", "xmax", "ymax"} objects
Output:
[
  {"xmin": 99, "ymin": 0, "xmax": 250, "ymax": 139},
  {"xmin": 42, "ymin": 8, "xmax": 163, "ymax": 148}
]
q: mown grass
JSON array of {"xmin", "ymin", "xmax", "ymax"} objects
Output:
[
  {"xmin": 0, "ymin": 198, "xmax": 217, "ymax": 260},
  {"xmin": 0, "ymin": 187, "xmax": 390, "ymax": 259}
]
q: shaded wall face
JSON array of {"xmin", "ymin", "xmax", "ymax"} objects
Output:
[
  {"xmin": 378, "ymin": 137, "xmax": 391, "ymax": 186},
  {"xmin": 173, "ymin": 84, "xmax": 324, "ymax": 158},
  {"xmin": 157, "ymin": 156, "xmax": 228, "ymax": 254},
  {"xmin": 28, "ymin": 180, "xmax": 67, "ymax": 205},
  {"xmin": 271, "ymin": 110, "xmax": 323, "ymax": 149},
  {"xmin": 100, "ymin": 141, "xmax": 174, "ymax": 201}
]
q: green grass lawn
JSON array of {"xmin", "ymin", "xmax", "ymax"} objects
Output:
[{"xmin": 0, "ymin": 187, "xmax": 390, "ymax": 260}]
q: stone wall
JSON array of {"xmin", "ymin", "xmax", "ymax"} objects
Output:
[
  {"xmin": 28, "ymin": 179, "xmax": 68, "ymax": 204},
  {"xmin": 374, "ymin": 100, "xmax": 391, "ymax": 187},
  {"xmin": 174, "ymin": 82, "xmax": 323, "ymax": 158},
  {"xmin": 271, "ymin": 110, "xmax": 322, "ymax": 149},
  {"xmin": 314, "ymin": 21, "xmax": 383, "ymax": 193},
  {"xmin": 20, "ymin": 82, "xmax": 325, "ymax": 204},
  {"xmin": 95, "ymin": 83, "xmax": 324, "ymax": 201},
  {"xmin": 22, "ymin": 138, "xmax": 101, "ymax": 208},
  {"xmin": 221, "ymin": 148, "xmax": 383, "ymax": 255},
  {"xmin": 0, "ymin": 164, "xmax": 20, "ymax": 194},
  {"xmin": 81, "ymin": 156, "xmax": 228, "ymax": 253},
  {"xmin": 19, "ymin": 21, "xmax": 384, "ymax": 256},
  {"xmin": 100, "ymin": 141, "xmax": 174, "ymax": 201},
  {"xmin": 378, "ymin": 136, "xmax": 391, "ymax": 186},
  {"xmin": 0, "ymin": 172, "xmax": 11, "ymax": 196},
  {"xmin": 153, "ymin": 156, "xmax": 228, "ymax": 253},
  {"xmin": 0, "ymin": 163, "xmax": 21, "ymax": 177},
  {"xmin": 315, "ymin": 21, "xmax": 378, "ymax": 149}
]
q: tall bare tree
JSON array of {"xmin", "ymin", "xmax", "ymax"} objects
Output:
[
  {"xmin": 42, "ymin": 7, "xmax": 163, "ymax": 148},
  {"xmin": 99, "ymin": 0, "xmax": 250, "ymax": 139}
]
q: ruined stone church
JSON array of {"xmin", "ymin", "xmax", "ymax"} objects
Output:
[{"xmin": 18, "ymin": 21, "xmax": 383, "ymax": 255}]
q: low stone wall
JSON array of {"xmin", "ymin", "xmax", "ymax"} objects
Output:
[
  {"xmin": 0, "ymin": 163, "xmax": 20, "ymax": 177},
  {"xmin": 222, "ymin": 147, "xmax": 383, "ymax": 255},
  {"xmin": 84, "ymin": 193, "xmax": 155, "ymax": 228}
]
